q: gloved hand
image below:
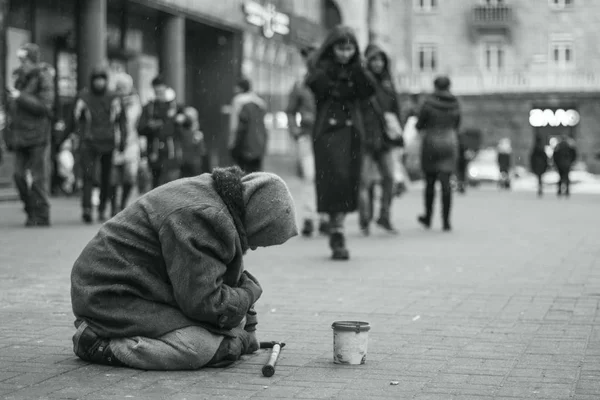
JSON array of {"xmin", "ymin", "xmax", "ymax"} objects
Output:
[
  {"xmin": 239, "ymin": 271, "xmax": 262, "ymax": 306},
  {"xmin": 245, "ymin": 307, "xmax": 258, "ymax": 333}
]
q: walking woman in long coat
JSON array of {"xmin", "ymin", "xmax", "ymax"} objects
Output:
[
  {"xmin": 306, "ymin": 26, "xmax": 375, "ymax": 260},
  {"xmin": 416, "ymin": 76, "xmax": 461, "ymax": 232},
  {"xmin": 530, "ymin": 134, "xmax": 549, "ymax": 197}
]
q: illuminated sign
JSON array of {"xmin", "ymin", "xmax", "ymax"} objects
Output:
[
  {"xmin": 242, "ymin": 1, "xmax": 290, "ymax": 39},
  {"xmin": 529, "ymin": 108, "xmax": 580, "ymax": 128}
]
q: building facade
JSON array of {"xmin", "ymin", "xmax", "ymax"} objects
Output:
[{"xmin": 391, "ymin": 0, "xmax": 600, "ymax": 172}]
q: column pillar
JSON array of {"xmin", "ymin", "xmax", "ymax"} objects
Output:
[
  {"xmin": 77, "ymin": 0, "xmax": 107, "ymax": 91},
  {"xmin": 160, "ymin": 14, "xmax": 185, "ymax": 103}
]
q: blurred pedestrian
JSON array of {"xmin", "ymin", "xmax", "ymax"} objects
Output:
[
  {"xmin": 4, "ymin": 43, "xmax": 55, "ymax": 227},
  {"xmin": 178, "ymin": 106, "xmax": 206, "ymax": 178},
  {"xmin": 416, "ymin": 76, "xmax": 461, "ymax": 232},
  {"xmin": 74, "ymin": 65, "xmax": 127, "ymax": 223},
  {"xmin": 286, "ymin": 45, "xmax": 330, "ymax": 237},
  {"xmin": 306, "ymin": 25, "xmax": 376, "ymax": 260},
  {"xmin": 529, "ymin": 134, "xmax": 549, "ymax": 197},
  {"xmin": 111, "ymin": 73, "xmax": 142, "ymax": 215},
  {"xmin": 552, "ymin": 134, "xmax": 577, "ymax": 197},
  {"xmin": 138, "ymin": 77, "xmax": 179, "ymax": 189},
  {"xmin": 456, "ymin": 131, "xmax": 472, "ymax": 194},
  {"xmin": 229, "ymin": 78, "xmax": 268, "ymax": 173},
  {"xmin": 70, "ymin": 166, "xmax": 297, "ymax": 370},
  {"xmin": 358, "ymin": 43, "xmax": 403, "ymax": 235},
  {"xmin": 497, "ymin": 137, "xmax": 513, "ymax": 190}
]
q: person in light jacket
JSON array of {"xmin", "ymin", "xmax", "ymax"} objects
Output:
[{"xmin": 71, "ymin": 166, "xmax": 298, "ymax": 370}]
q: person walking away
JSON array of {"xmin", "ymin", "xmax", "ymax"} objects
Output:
[
  {"xmin": 286, "ymin": 45, "xmax": 330, "ymax": 237},
  {"xmin": 74, "ymin": 66, "xmax": 127, "ymax": 223},
  {"xmin": 529, "ymin": 134, "xmax": 549, "ymax": 197},
  {"xmin": 178, "ymin": 107, "xmax": 206, "ymax": 178},
  {"xmin": 416, "ymin": 76, "xmax": 461, "ymax": 232},
  {"xmin": 229, "ymin": 78, "xmax": 268, "ymax": 173},
  {"xmin": 4, "ymin": 44, "xmax": 55, "ymax": 227},
  {"xmin": 70, "ymin": 166, "xmax": 298, "ymax": 370},
  {"xmin": 358, "ymin": 44, "xmax": 404, "ymax": 235},
  {"xmin": 497, "ymin": 137, "xmax": 513, "ymax": 190},
  {"xmin": 138, "ymin": 77, "xmax": 179, "ymax": 189},
  {"xmin": 455, "ymin": 131, "xmax": 471, "ymax": 194},
  {"xmin": 552, "ymin": 134, "xmax": 577, "ymax": 197},
  {"xmin": 111, "ymin": 73, "xmax": 142, "ymax": 215},
  {"xmin": 306, "ymin": 26, "xmax": 376, "ymax": 260}
]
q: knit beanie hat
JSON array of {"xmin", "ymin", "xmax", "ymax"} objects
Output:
[
  {"xmin": 17, "ymin": 43, "xmax": 40, "ymax": 64},
  {"xmin": 242, "ymin": 172, "xmax": 298, "ymax": 248}
]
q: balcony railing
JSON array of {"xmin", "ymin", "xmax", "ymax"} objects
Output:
[
  {"xmin": 397, "ymin": 72, "xmax": 600, "ymax": 95},
  {"xmin": 469, "ymin": 5, "xmax": 513, "ymax": 39}
]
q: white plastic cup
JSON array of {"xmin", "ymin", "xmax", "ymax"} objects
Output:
[{"xmin": 331, "ymin": 321, "xmax": 371, "ymax": 365}]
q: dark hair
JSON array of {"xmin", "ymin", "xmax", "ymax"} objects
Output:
[
  {"xmin": 433, "ymin": 76, "xmax": 451, "ymax": 91},
  {"xmin": 151, "ymin": 76, "xmax": 166, "ymax": 87},
  {"xmin": 236, "ymin": 78, "xmax": 252, "ymax": 93}
]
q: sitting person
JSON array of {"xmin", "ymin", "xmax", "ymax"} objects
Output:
[{"xmin": 70, "ymin": 166, "xmax": 298, "ymax": 370}]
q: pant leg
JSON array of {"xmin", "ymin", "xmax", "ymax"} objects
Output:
[
  {"xmin": 27, "ymin": 144, "xmax": 51, "ymax": 222},
  {"xmin": 13, "ymin": 148, "xmax": 30, "ymax": 214},
  {"xmin": 439, "ymin": 171, "xmax": 452, "ymax": 225},
  {"xmin": 80, "ymin": 145, "xmax": 98, "ymax": 211},
  {"xmin": 110, "ymin": 326, "xmax": 226, "ymax": 371},
  {"xmin": 376, "ymin": 150, "xmax": 395, "ymax": 222},
  {"xmin": 328, "ymin": 212, "xmax": 346, "ymax": 234},
  {"xmin": 423, "ymin": 172, "xmax": 437, "ymax": 220},
  {"xmin": 298, "ymin": 135, "xmax": 317, "ymax": 221},
  {"xmin": 98, "ymin": 152, "xmax": 114, "ymax": 214},
  {"xmin": 358, "ymin": 153, "xmax": 376, "ymax": 226}
]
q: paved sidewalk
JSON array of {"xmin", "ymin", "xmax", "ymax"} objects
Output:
[{"xmin": 1, "ymin": 180, "xmax": 600, "ymax": 399}]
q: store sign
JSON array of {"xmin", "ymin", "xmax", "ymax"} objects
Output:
[
  {"xmin": 242, "ymin": 1, "xmax": 290, "ymax": 39},
  {"xmin": 529, "ymin": 108, "xmax": 580, "ymax": 128}
]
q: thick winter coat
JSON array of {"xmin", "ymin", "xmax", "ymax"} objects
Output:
[
  {"xmin": 361, "ymin": 44, "xmax": 403, "ymax": 154},
  {"xmin": 286, "ymin": 78, "xmax": 316, "ymax": 137},
  {"xmin": 231, "ymin": 93, "xmax": 268, "ymax": 161},
  {"xmin": 71, "ymin": 169, "xmax": 297, "ymax": 340},
  {"xmin": 416, "ymin": 90, "xmax": 461, "ymax": 174},
  {"xmin": 306, "ymin": 26, "xmax": 376, "ymax": 213},
  {"xmin": 553, "ymin": 138, "xmax": 577, "ymax": 171},
  {"xmin": 5, "ymin": 65, "xmax": 55, "ymax": 149}
]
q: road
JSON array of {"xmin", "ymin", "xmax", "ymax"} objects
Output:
[{"xmin": 1, "ymin": 180, "xmax": 599, "ymax": 399}]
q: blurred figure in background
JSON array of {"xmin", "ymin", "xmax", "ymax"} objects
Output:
[
  {"xmin": 178, "ymin": 106, "xmax": 206, "ymax": 178},
  {"xmin": 306, "ymin": 26, "xmax": 375, "ymax": 260},
  {"xmin": 529, "ymin": 134, "xmax": 549, "ymax": 197},
  {"xmin": 416, "ymin": 76, "xmax": 461, "ymax": 232},
  {"xmin": 455, "ymin": 131, "xmax": 473, "ymax": 194},
  {"xmin": 358, "ymin": 43, "xmax": 403, "ymax": 235},
  {"xmin": 111, "ymin": 73, "xmax": 142, "ymax": 215},
  {"xmin": 286, "ymin": 45, "xmax": 329, "ymax": 237},
  {"xmin": 552, "ymin": 134, "xmax": 577, "ymax": 198},
  {"xmin": 497, "ymin": 137, "xmax": 513, "ymax": 190}
]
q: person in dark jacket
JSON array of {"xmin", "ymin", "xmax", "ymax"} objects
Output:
[
  {"xmin": 74, "ymin": 66, "xmax": 127, "ymax": 223},
  {"xmin": 5, "ymin": 43, "xmax": 55, "ymax": 227},
  {"xmin": 497, "ymin": 137, "xmax": 513, "ymax": 190},
  {"xmin": 229, "ymin": 79, "xmax": 268, "ymax": 173},
  {"xmin": 138, "ymin": 76, "xmax": 180, "ymax": 189},
  {"xmin": 306, "ymin": 25, "xmax": 376, "ymax": 260},
  {"xmin": 552, "ymin": 134, "xmax": 577, "ymax": 197},
  {"xmin": 416, "ymin": 76, "xmax": 460, "ymax": 232},
  {"xmin": 178, "ymin": 106, "xmax": 206, "ymax": 178},
  {"xmin": 529, "ymin": 134, "xmax": 549, "ymax": 197},
  {"xmin": 71, "ymin": 166, "xmax": 298, "ymax": 370},
  {"xmin": 358, "ymin": 43, "xmax": 403, "ymax": 235}
]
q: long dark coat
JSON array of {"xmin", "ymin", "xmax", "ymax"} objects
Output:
[
  {"xmin": 306, "ymin": 26, "xmax": 375, "ymax": 213},
  {"xmin": 416, "ymin": 90, "xmax": 461, "ymax": 174}
]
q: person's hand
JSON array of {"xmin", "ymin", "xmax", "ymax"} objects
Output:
[
  {"xmin": 6, "ymin": 88, "xmax": 20, "ymax": 99},
  {"xmin": 149, "ymin": 152, "xmax": 158, "ymax": 163}
]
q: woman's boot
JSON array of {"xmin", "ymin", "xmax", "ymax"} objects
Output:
[
  {"xmin": 120, "ymin": 183, "xmax": 133, "ymax": 211},
  {"xmin": 329, "ymin": 232, "xmax": 349, "ymax": 260}
]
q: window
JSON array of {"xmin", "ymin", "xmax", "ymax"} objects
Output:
[
  {"xmin": 414, "ymin": 0, "xmax": 438, "ymax": 12},
  {"xmin": 549, "ymin": 0, "xmax": 573, "ymax": 9},
  {"xmin": 551, "ymin": 40, "xmax": 574, "ymax": 68},
  {"xmin": 482, "ymin": 0, "xmax": 505, "ymax": 5},
  {"xmin": 415, "ymin": 44, "xmax": 437, "ymax": 72},
  {"xmin": 482, "ymin": 42, "xmax": 505, "ymax": 71}
]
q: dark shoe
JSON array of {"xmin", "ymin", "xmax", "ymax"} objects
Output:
[
  {"xmin": 318, "ymin": 220, "xmax": 330, "ymax": 236},
  {"xmin": 359, "ymin": 221, "xmax": 370, "ymax": 236},
  {"xmin": 301, "ymin": 219, "xmax": 314, "ymax": 237},
  {"xmin": 329, "ymin": 232, "xmax": 350, "ymax": 261},
  {"xmin": 443, "ymin": 221, "xmax": 452, "ymax": 232},
  {"xmin": 376, "ymin": 218, "xmax": 398, "ymax": 234},
  {"xmin": 418, "ymin": 215, "xmax": 431, "ymax": 229},
  {"xmin": 73, "ymin": 323, "xmax": 126, "ymax": 367},
  {"xmin": 97, "ymin": 211, "xmax": 106, "ymax": 223},
  {"xmin": 82, "ymin": 210, "xmax": 92, "ymax": 224}
]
